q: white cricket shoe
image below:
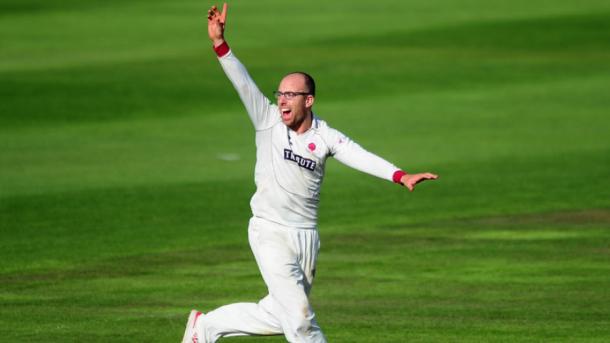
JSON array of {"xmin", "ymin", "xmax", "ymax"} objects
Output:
[{"xmin": 182, "ymin": 309, "xmax": 203, "ymax": 343}]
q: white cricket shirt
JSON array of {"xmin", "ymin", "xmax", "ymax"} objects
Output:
[{"xmin": 216, "ymin": 44, "xmax": 405, "ymax": 229}]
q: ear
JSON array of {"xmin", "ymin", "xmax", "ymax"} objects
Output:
[{"xmin": 306, "ymin": 95, "xmax": 315, "ymax": 108}]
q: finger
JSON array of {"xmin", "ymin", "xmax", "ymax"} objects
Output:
[
  {"xmin": 220, "ymin": 3, "xmax": 228, "ymax": 24},
  {"xmin": 208, "ymin": 14, "xmax": 221, "ymax": 22},
  {"xmin": 417, "ymin": 174, "xmax": 435, "ymax": 183}
]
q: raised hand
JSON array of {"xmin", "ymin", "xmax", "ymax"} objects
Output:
[{"xmin": 207, "ymin": 3, "xmax": 228, "ymax": 46}]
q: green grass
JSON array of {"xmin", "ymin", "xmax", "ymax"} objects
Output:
[{"xmin": 1, "ymin": 0, "xmax": 610, "ymax": 341}]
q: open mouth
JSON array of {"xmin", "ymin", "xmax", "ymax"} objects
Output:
[{"xmin": 281, "ymin": 108, "xmax": 292, "ymax": 120}]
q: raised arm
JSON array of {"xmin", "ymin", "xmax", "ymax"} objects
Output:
[{"xmin": 207, "ymin": 3, "xmax": 278, "ymax": 130}]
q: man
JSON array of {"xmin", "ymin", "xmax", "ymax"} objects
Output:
[{"xmin": 182, "ymin": 3, "xmax": 438, "ymax": 342}]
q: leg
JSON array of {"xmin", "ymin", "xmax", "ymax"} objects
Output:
[
  {"xmin": 196, "ymin": 295, "xmax": 282, "ymax": 342},
  {"xmin": 192, "ymin": 217, "xmax": 325, "ymax": 342},
  {"xmin": 248, "ymin": 217, "xmax": 326, "ymax": 342}
]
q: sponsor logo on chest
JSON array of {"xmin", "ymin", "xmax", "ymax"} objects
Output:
[{"xmin": 283, "ymin": 149, "xmax": 316, "ymax": 171}]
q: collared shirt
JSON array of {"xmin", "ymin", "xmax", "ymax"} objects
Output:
[{"xmin": 218, "ymin": 49, "xmax": 403, "ymax": 229}]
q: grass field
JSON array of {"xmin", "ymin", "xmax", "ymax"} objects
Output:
[{"xmin": 2, "ymin": 0, "xmax": 610, "ymax": 341}]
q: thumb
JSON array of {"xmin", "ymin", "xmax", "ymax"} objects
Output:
[{"xmin": 220, "ymin": 3, "xmax": 228, "ymax": 24}]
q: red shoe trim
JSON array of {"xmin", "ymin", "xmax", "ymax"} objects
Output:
[{"xmin": 193, "ymin": 311, "xmax": 202, "ymax": 328}]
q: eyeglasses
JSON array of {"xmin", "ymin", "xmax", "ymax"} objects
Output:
[{"xmin": 273, "ymin": 91, "xmax": 310, "ymax": 100}]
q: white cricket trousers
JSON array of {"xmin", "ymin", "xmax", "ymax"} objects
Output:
[{"xmin": 196, "ymin": 217, "xmax": 327, "ymax": 343}]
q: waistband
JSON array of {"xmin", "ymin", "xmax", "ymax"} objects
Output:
[{"xmin": 250, "ymin": 216, "xmax": 318, "ymax": 231}]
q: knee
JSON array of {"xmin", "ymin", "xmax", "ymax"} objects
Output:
[
  {"xmin": 287, "ymin": 321, "xmax": 325, "ymax": 343},
  {"xmin": 287, "ymin": 309, "xmax": 316, "ymax": 339},
  {"xmin": 294, "ymin": 321, "xmax": 314, "ymax": 338}
]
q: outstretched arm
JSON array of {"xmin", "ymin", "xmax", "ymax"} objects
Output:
[
  {"xmin": 330, "ymin": 129, "xmax": 438, "ymax": 192},
  {"xmin": 206, "ymin": 3, "xmax": 278, "ymax": 130}
]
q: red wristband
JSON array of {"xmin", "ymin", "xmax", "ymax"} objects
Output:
[
  {"xmin": 213, "ymin": 41, "xmax": 230, "ymax": 57},
  {"xmin": 393, "ymin": 170, "xmax": 407, "ymax": 184}
]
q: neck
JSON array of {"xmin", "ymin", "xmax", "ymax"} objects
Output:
[{"xmin": 291, "ymin": 111, "xmax": 314, "ymax": 134}]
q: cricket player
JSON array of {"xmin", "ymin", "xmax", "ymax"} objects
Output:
[{"xmin": 182, "ymin": 3, "xmax": 438, "ymax": 342}]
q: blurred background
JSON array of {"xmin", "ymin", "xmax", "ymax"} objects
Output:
[{"xmin": 1, "ymin": 0, "xmax": 609, "ymax": 341}]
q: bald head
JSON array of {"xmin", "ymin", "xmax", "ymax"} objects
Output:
[{"xmin": 282, "ymin": 72, "xmax": 316, "ymax": 96}]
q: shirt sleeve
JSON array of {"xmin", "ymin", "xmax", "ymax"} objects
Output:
[
  {"xmin": 215, "ymin": 42, "xmax": 278, "ymax": 130},
  {"xmin": 327, "ymin": 127, "xmax": 405, "ymax": 183}
]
